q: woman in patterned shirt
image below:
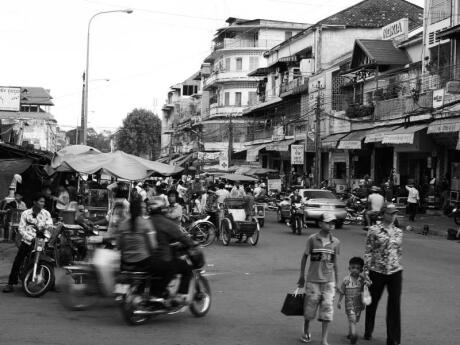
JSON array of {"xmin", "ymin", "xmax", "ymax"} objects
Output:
[{"xmin": 363, "ymin": 203, "xmax": 403, "ymax": 345}]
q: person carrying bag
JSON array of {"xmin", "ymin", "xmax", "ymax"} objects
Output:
[{"xmin": 281, "ymin": 288, "xmax": 305, "ymax": 316}]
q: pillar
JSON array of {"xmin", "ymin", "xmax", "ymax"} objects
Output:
[
  {"xmin": 370, "ymin": 147, "xmax": 375, "ymax": 182},
  {"xmin": 393, "ymin": 150, "xmax": 400, "ymax": 185}
]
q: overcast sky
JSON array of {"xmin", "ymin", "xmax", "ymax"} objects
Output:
[{"xmin": 0, "ymin": 0, "xmax": 424, "ymax": 131}]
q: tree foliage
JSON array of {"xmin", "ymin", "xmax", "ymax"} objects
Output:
[{"xmin": 116, "ymin": 108, "xmax": 161, "ymax": 160}]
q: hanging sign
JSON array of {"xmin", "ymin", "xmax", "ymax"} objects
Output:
[
  {"xmin": 291, "ymin": 144, "xmax": 304, "ymax": 165},
  {"xmin": 219, "ymin": 151, "xmax": 229, "ymax": 170}
]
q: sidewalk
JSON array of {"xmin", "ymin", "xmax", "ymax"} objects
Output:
[{"xmin": 397, "ymin": 212, "xmax": 455, "ymax": 237}]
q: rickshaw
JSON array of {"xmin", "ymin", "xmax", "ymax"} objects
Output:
[{"xmin": 220, "ymin": 198, "xmax": 260, "ymax": 246}]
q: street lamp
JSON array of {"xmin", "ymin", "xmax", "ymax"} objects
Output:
[{"xmin": 82, "ymin": 9, "xmax": 133, "ymax": 145}]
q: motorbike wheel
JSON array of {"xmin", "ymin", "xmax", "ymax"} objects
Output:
[
  {"xmin": 221, "ymin": 220, "xmax": 231, "ymax": 246},
  {"xmin": 121, "ymin": 288, "xmax": 151, "ymax": 325},
  {"xmin": 191, "ymin": 223, "xmax": 216, "ymax": 247},
  {"xmin": 296, "ymin": 218, "xmax": 302, "ymax": 235},
  {"xmin": 22, "ymin": 262, "xmax": 54, "ymax": 298},
  {"xmin": 454, "ymin": 216, "xmax": 460, "ymax": 226},
  {"xmin": 58, "ymin": 273, "xmax": 97, "ymax": 311},
  {"xmin": 189, "ymin": 275, "xmax": 212, "ymax": 317}
]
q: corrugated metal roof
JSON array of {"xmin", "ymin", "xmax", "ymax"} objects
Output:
[
  {"xmin": 0, "ymin": 111, "xmax": 56, "ymax": 122},
  {"xmin": 352, "ymin": 39, "xmax": 410, "ymax": 67},
  {"xmin": 20, "ymin": 87, "xmax": 54, "ymax": 106}
]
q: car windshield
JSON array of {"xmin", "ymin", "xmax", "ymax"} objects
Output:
[{"xmin": 303, "ymin": 190, "xmax": 336, "ymax": 199}]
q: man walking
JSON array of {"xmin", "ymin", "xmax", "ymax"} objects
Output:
[
  {"xmin": 297, "ymin": 213, "xmax": 340, "ymax": 344},
  {"xmin": 405, "ymin": 181, "xmax": 419, "ymax": 222}
]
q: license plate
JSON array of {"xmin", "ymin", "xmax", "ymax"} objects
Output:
[
  {"xmin": 114, "ymin": 284, "xmax": 130, "ymax": 294},
  {"xmin": 36, "ymin": 246, "xmax": 43, "ymax": 252}
]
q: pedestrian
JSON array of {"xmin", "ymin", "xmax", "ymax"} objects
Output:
[
  {"xmin": 337, "ymin": 257, "xmax": 367, "ymax": 344},
  {"xmin": 405, "ymin": 180, "xmax": 419, "ymax": 222},
  {"xmin": 297, "ymin": 212, "xmax": 340, "ymax": 344},
  {"xmin": 54, "ymin": 185, "xmax": 70, "ymax": 213},
  {"xmin": 364, "ymin": 203, "xmax": 403, "ymax": 345}
]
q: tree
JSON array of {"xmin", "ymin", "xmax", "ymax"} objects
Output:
[{"xmin": 116, "ymin": 108, "xmax": 161, "ymax": 160}]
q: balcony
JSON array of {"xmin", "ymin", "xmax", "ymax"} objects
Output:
[
  {"xmin": 203, "ymin": 70, "xmax": 255, "ymax": 90},
  {"xmin": 279, "ymin": 77, "xmax": 309, "ymax": 97},
  {"xmin": 213, "ymin": 38, "xmax": 283, "ymax": 51},
  {"xmin": 373, "ymin": 92, "xmax": 433, "ymax": 121},
  {"xmin": 209, "ymin": 103, "xmax": 244, "ymax": 118}
]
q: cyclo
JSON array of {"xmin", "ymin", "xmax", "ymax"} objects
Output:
[{"xmin": 220, "ymin": 198, "xmax": 260, "ymax": 246}]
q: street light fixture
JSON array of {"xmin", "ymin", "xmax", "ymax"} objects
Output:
[{"xmin": 81, "ymin": 9, "xmax": 133, "ymax": 145}]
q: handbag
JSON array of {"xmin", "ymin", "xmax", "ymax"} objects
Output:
[
  {"xmin": 362, "ymin": 285, "xmax": 372, "ymax": 306},
  {"xmin": 281, "ymin": 288, "xmax": 305, "ymax": 316}
]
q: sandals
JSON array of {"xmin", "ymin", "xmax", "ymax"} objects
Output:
[{"xmin": 300, "ymin": 334, "xmax": 311, "ymax": 343}]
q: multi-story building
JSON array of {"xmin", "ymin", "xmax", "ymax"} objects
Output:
[
  {"xmin": 0, "ymin": 86, "xmax": 57, "ymax": 152},
  {"xmin": 160, "ymin": 73, "xmax": 201, "ymax": 166},
  {"xmin": 242, "ymin": 0, "xmax": 423, "ymax": 186},
  {"xmin": 200, "ymin": 17, "xmax": 310, "ymax": 152}
]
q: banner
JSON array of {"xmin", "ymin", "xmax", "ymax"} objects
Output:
[
  {"xmin": 219, "ymin": 151, "xmax": 229, "ymax": 170},
  {"xmin": 291, "ymin": 145, "xmax": 304, "ymax": 165},
  {"xmin": 0, "ymin": 87, "xmax": 21, "ymax": 111}
]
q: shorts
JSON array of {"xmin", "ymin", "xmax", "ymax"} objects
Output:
[{"xmin": 304, "ymin": 282, "xmax": 335, "ymax": 322}]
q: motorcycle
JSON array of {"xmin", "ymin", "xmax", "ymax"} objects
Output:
[
  {"xmin": 344, "ymin": 207, "xmax": 365, "ymax": 225},
  {"xmin": 115, "ymin": 244, "xmax": 211, "ymax": 325},
  {"xmin": 20, "ymin": 227, "xmax": 56, "ymax": 297},
  {"xmin": 181, "ymin": 214, "xmax": 216, "ymax": 247},
  {"xmin": 290, "ymin": 203, "xmax": 304, "ymax": 235}
]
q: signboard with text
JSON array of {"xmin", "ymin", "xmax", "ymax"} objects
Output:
[
  {"xmin": 291, "ymin": 144, "xmax": 304, "ymax": 165},
  {"xmin": 219, "ymin": 151, "xmax": 229, "ymax": 170},
  {"xmin": 0, "ymin": 87, "xmax": 21, "ymax": 111},
  {"xmin": 267, "ymin": 179, "xmax": 282, "ymax": 192},
  {"xmin": 382, "ymin": 18, "xmax": 408, "ymax": 42},
  {"xmin": 433, "ymin": 89, "xmax": 445, "ymax": 108}
]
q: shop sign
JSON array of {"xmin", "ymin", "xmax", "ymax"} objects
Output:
[
  {"xmin": 291, "ymin": 145, "xmax": 304, "ymax": 165},
  {"xmin": 382, "ymin": 18, "xmax": 408, "ymax": 41},
  {"xmin": 433, "ymin": 89, "xmax": 445, "ymax": 109},
  {"xmin": 266, "ymin": 142, "xmax": 290, "ymax": 151},
  {"xmin": 428, "ymin": 122, "xmax": 460, "ymax": 134},
  {"xmin": 0, "ymin": 87, "xmax": 21, "ymax": 111},
  {"xmin": 267, "ymin": 179, "xmax": 282, "ymax": 192},
  {"xmin": 272, "ymin": 125, "xmax": 285, "ymax": 141},
  {"xmin": 337, "ymin": 140, "xmax": 362, "ymax": 150},
  {"xmin": 219, "ymin": 151, "xmax": 229, "ymax": 170}
]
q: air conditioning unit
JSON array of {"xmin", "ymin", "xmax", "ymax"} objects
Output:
[{"xmin": 300, "ymin": 58, "xmax": 314, "ymax": 75}]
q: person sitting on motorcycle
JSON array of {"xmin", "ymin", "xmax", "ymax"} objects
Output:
[
  {"xmin": 289, "ymin": 188, "xmax": 303, "ymax": 227},
  {"xmin": 147, "ymin": 197, "xmax": 195, "ymax": 303},
  {"xmin": 364, "ymin": 186, "xmax": 384, "ymax": 229},
  {"xmin": 3, "ymin": 193, "xmax": 53, "ymax": 293},
  {"xmin": 162, "ymin": 189, "xmax": 183, "ymax": 225}
]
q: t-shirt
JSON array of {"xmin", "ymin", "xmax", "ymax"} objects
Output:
[
  {"xmin": 216, "ymin": 188, "xmax": 230, "ymax": 204},
  {"xmin": 368, "ymin": 193, "xmax": 384, "ymax": 212},
  {"xmin": 304, "ymin": 233, "xmax": 340, "ymax": 283},
  {"xmin": 118, "ymin": 217, "xmax": 157, "ymax": 263}
]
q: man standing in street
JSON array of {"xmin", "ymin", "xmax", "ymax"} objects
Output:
[
  {"xmin": 405, "ymin": 180, "xmax": 419, "ymax": 222},
  {"xmin": 297, "ymin": 213, "xmax": 340, "ymax": 344}
]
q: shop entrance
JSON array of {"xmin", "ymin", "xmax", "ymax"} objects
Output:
[{"xmin": 374, "ymin": 147, "xmax": 393, "ymax": 184}]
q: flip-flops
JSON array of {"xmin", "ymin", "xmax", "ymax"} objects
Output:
[{"xmin": 300, "ymin": 334, "xmax": 311, "ymax": 343}]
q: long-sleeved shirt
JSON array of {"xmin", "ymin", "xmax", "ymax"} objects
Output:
[
  {"xmin": 364, "ymin": 224, "xmax": 403, "ymax": 276},
  {"xmin": 405, "ymin": 186, "xmax": 419, "ymax": 204},
  {"xmin": 18, "ymin": 208, "xmax": 53, "ymax": 245}
]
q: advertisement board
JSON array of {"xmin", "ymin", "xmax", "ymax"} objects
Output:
[
  {"xmin": 219, "ymin": 151, "xmax": 229, "ymax": 170},
  {"xmin": 267, "ymin": 179, "xmax": 282, "ymax": 192},
  {"xmin": 0, "ymin": 87, "xmax": 21, "ymax": 111},
  {"xmin": 291, "ymin": 144, "xmax": 304, "ymax": 165}
]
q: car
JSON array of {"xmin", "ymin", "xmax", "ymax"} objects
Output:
[{"xmin": 299, "ymin": 189, "xmax": 347, "ymax": 228}]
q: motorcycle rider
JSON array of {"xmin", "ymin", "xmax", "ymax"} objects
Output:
[
  {"xmin": 148, "ymin": 196, "xmax": 195, "ymax": 303},
  {"xmin": 290, "ymin": 188, "xmax": 304, "ymax": 232},
  {"xmin": 162, "ymin": 189, "xmax": 183, "ymax": 225},
  {"xmin": 364, "ymin": 186, "xmax": 384, "ymax": 229},
  {"xmin": 3, "ymin": 193, "xmax": 53, "ymax": 293}
]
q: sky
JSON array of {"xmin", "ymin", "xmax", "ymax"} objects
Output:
[{"xmin": 0, "ymin": 0, "xmax": 424, "ymax": 132}]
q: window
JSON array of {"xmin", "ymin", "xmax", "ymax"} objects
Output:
[
  {"xmin": 248, "ymin": 91, "xmax": 257, "ymax": 106},
  {"xmin": 430, "ymin": 0, "xmax": 451, "ymax": 24},
  {"xmin": 235, "ymin": 92, "xmax": 242, "ymax": 106},
  {"xmin": 225, "ymin": 58, "xmax": 231, "ymax": 72},
  {"xmin": 182, "ymin": 85, "xmax": 195, "ymax": 96},
  {"xmin": 224, "ymin": 92, "xmax": 230, "ymax": 106},
  {"xmin": 249, "ymin": 56, "xmax": 259, "ymax": 71},
  {"xmin": 285, "ymin": 31, "xmax": 293, "ymax": 40},
  {"xmin": 236, "ymin": 57, "xmax": 243, "ymax": 71}
]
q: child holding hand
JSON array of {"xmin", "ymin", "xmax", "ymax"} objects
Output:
[{"xmin": 337, "ymin": 257, "xmax": 367, "ymax": 344}]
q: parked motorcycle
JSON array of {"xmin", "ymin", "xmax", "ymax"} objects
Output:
[
  {"xmin": 290, "ymin": 203, "xmax": 304, "ymax": 235},
  {"xmin": 181, "ymin": 214, "xmax": 216, "ymax": 247},
  {"xmin": 115, "ymin": 244, "xmax": 211, "ymax": 325},
  {"xmin": 20, "ymin": 228, "xmax": 56, "ymax": 297}
]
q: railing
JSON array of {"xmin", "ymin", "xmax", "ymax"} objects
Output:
[
  {"xmin": 213, "ymin": 38, "xmax": 283, "ymax": 51},
  {"xmin": 373, "ymin": 92, "xmax": 434, "ymax": 120},
  {"xmin": 280, "ymin": 77, "xmax": 308, "ymax": 95}
]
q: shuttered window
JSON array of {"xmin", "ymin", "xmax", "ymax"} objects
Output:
[{"xmin": 430, "ymin": 0, "xmax": 452, "ymax": 24}]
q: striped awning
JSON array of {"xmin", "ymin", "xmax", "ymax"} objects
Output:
[
  {"xmin": 322, "ymin": 132, "xmax": 349, "ymax": 149},
  {"xmin": 382, "ymin": 124, "xmax": 428, "ymax": 144},
  {"xmin": 265, "ymin": 139, "xmax": 295, "ymax": 152},
  {"xmin": 427, "ymin": 118, "xmax": 460, "ymax": 134},
  {"xmin": 247, "ymin": 144, "xmax": 267, "ymax": 162},
  {"xmin": 364, "ymin": 126, "xmax": 401, "ymax": 143},
  {"xmin": 337, "ymin": 130, "xmax": 370, "ymax": 150}
]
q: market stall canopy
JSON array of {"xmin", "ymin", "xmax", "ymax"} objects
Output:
[
  {"xmin": 52, "ymin": 150, "xmax": 183, "ymax": 180},
  {"xmin": 0, "ymin": 158, "xmax": 33, "ymax": 198},
  {"xmin": 51, "ymin": 145, "xmax": 101, "ymax": 169},
  {"xmin": 220, "ymin": 173, "xmax": 258, "ymax": 182}
]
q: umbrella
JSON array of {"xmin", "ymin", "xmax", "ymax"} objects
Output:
[
  {"xmin": 220, "ymin": 173, "xmax": 258, "ymax": 182},
  {"xmin": 52, "ymin": 150, "xmax": 183, "ymax": 180}
]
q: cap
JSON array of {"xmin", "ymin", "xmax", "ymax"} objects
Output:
[
  {"xmin": 383, "ymin": 203, "xmax": 399, "ymax": 214},
  {"xmin": 321, "ymin": 212, "xmax": 337, "ymax": 223}
]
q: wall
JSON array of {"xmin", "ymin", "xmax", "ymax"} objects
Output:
[
  {"xmin": 21, "ymin": 119, "xmax": 56, "ymax": 152},
  {"xmin": 267, "ymin": 30, "xmax": 315, "ymax": 65},
  {"xmin": 404, "ymin": 42, "xmax": 423, "ymax": 62}
]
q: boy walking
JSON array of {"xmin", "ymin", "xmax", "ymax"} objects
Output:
[
  {"xmin": 297, "ymin": 213, "xmax": 340, "ymax": 345},
  {"xmin": 337, "ymin": 257, "xmax": 366, "ymax": 344}
]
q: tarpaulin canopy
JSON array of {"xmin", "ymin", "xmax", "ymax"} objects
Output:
[
  {"xmin": 0, "ymin": 158, "xmax": 33, "ymax": 198},
  {"xmin": 220, "ymin": 173, "xmax": 258, "ymax": 182},
  {"xmin": 51, "ymin": 145, "xmax": 101, "ymax": 170},
  {"xmin": 51, "ymin": 150, "xmax": 183, "ymax": 180}
]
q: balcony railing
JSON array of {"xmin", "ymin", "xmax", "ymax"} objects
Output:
[
  {"xmin": 373, "ymin": 92, "xmax": 434, "ymax": 120},
  {"xmin": 213, "ymin": 38, "xmax": 283, "ymax": 51},
  {"xmin": 280, "ymin": 77, "xmax": 309, "ymax": 96}
]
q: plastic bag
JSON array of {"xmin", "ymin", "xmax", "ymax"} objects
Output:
[{"xmin": 362, "ymin": 285, "xmax": 372, "ymax": 306}]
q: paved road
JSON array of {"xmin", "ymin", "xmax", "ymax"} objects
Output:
[{"xmin": 0, "ymin": 213, "xmax": 459, "ymax": 345}]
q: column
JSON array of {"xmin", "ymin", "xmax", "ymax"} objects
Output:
[
  {"xmin": 393, "ymin": 149, "xmax": 399, "ymax": 185},
  {"xmin": 370, "ymin": 147, "xmax": 375, "ymax": 182}
]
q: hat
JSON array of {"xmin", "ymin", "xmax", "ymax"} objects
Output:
[
  {"xmin": 321, "ymin": 212, "xmax": 337, "ymax": 223},
  {"xmin": 383, "ymin": 203, "xmax": 399, "ymax": 214}
]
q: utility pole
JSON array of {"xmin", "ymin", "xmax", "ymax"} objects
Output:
[
  {"xmin": 80, "ymin": 72, "xmax": 85, "ymax": 144},
  {"xmin": 314, "ymin": 81, "xmax": 323, "ymax": 187},
  {"xmin": 227, "ymin": 114, "xmax": 233, "ymax": 167}
]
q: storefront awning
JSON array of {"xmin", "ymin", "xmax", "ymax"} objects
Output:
[
  {"xmin": 265, "ymin": 139, "xmax": 295, "ymax": 152},
  {"xmin": 337, "ymin": 130, "xmax": 369, "ymax": 150},
  {"xmin": 382, "ymin": 124, "xmax": 428, "ymax": 144},
  {"xmin": 170, "ymin": 153, "xmax": 194, "ymax": 166},
  {"xmin": 427, "ymin": 118, "xmax": 460, "ymax": 134},
  {"xmin": 364, "ymin": 126, "xmax": 401, "ymax": 143},
  {"xmin": 247, "ymin": 144, "xmax": 267, "ymax": 162},
  {"xmin": 322, "ymin": 133, "xmax": 349, "ymax": 149}
]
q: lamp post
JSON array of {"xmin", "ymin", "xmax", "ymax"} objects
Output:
[{"xmin": 82, "ymin": 9, "xmax": 133, "ymax": 145}]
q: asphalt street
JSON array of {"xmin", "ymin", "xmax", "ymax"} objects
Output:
[{"xmin": 0, "ymin": 213, "xmax": 459, "ymax": 345}]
